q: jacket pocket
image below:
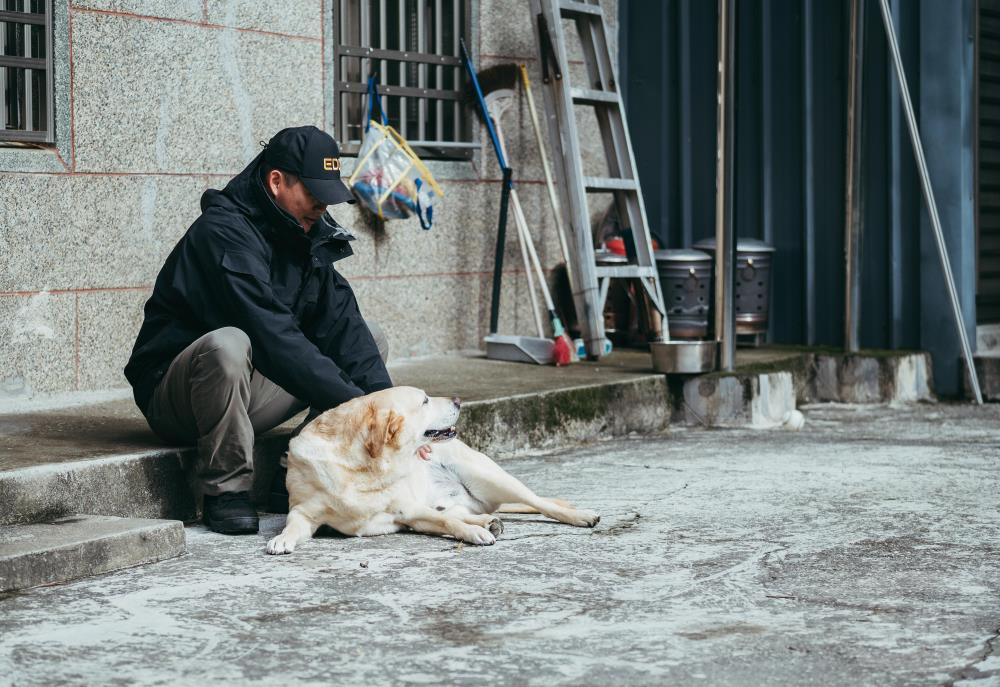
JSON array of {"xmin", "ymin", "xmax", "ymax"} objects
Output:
[{"xmin": 221, "ymin": 250, "xmax": 271, "ymax": 284}]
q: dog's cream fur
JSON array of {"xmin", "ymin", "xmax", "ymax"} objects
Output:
[{"xmin": 266, "ymin": 386, "xmax": 600, "ymax": 554}]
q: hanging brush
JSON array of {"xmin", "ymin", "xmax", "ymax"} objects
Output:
[{"xmin": 460, "ymin": 56, "xmax": 576, "ymax": 365}]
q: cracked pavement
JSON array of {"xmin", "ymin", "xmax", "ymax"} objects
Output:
[{"xmin": 1, "ymin": 402, "xmax": 999, "ymax": 686}]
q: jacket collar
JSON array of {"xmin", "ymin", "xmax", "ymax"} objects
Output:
[
  {"xmin": 206, "ymin": 152, "xmax": 356, "ymax": 265},
  {"xmin": 252, "ymin": 165, "xmax": 355, "ymax": 264}
]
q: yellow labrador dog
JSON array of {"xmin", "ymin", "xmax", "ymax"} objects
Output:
[{"xmin": 266, "ymin": 386, "xmax": 600, "ymax": 554}]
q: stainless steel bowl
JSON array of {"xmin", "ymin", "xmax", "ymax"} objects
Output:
[{"xmin": 650, "ymin": 340, "xmax": 718, "ymax": 374}]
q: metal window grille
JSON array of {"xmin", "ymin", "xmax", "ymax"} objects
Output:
[
  {"xmin": 333, "ymin": 0, "xmax": 474, "ymax": 160},
  {"xmin": 1, "ymin": 0, "xmax": 53, "ymax": 144}
]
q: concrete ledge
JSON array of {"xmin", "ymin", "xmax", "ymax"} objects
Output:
[
  {"xmin": 972, "ymin": 355, "xmax": 1000, "ymax": 401},
  {"xmin": 0, "ymin": 356, "xmax": 670, "ymax": 525},
  {"xmin": 678, "ymin": 371, "xmax": 795, "ymax": 428},
  {"xmin": 667, "ymin": 349, "xmax": 935, "ymax": 428},
  {"xmin": 813, "ymin": 352, "xmax": 934, "ymax": 404},
  {"xmin": 1, "ymin": 433, "xmax": 299, "ymax": 528},
  {"xmin": 458, "ymin": 376, "xmax": 671, "ymax": 455},
  {"xmin": 0, "ymin": 515, "xmax": 185, "ymax": 592},
  {"xmin": 0, "ymin": 450, "xmax": 195, "ymax": 528}
]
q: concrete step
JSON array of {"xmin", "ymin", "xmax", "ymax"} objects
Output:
[
  {"xmin": 0, "ymin": 353, "xmax": 671, "ymax": 526},
  {"xmin": 0, "ymin": 515, "xmax": 185, "ymax": 592}
]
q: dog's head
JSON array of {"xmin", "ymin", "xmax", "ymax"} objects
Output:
[{"xmin": 307, "ymin": 386, "xmax": 461, "ymax": 462}]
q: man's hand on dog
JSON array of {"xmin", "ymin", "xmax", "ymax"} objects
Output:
[{"xmin": 417, "ymin": 444, "xmax": 432, "ymax": 461}]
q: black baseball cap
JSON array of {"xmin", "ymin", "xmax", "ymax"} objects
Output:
[{"xmin": 262, "ymin": 125, "xmax": 355, "ymax": 205}]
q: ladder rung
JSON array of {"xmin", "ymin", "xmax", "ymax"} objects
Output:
[
  {"xmin": 584, "ymin": 176, "xmax": 637, "ymax": 192},
  {"xmin": 570, "ymin": 87, "xmax": 620, "ymax": 105},
  {"xmin": 595, "ymin": 266, "xmax": 658, "ymax": 278},
  {"xmin": 559, "ymin": 0, "xmax": 602, "ymax": 17}
]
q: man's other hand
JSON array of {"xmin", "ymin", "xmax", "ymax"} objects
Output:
[{"xmin": 417, "ymin": 444, "xmax": 432, "ymax": 461}]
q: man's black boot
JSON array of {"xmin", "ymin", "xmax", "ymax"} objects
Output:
[{"xmin": 203, "ymin": 492, "xmax": 259, "ymax": 534}]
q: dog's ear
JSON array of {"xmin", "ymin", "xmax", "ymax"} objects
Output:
[
  {"xmin": 385, "ymin": 411, "xmax": 405, "ymax": 450},
  {"xmin": 363, "ymin": 405, "xmax": 406, "ymax": 459},
  {"xmin": 308, "ymin": 403, "xmax": 354, "ymax": 441}
]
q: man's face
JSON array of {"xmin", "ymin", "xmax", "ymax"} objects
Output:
[{"xmin": 267, "ymin": 169, "xmax": 327, "ymax": 232}]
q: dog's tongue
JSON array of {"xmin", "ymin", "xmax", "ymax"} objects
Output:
[{"xmin": 423, "ymin": 426, "xmax": 457, "ymax": 442}]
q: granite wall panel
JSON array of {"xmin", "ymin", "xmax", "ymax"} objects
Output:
[
  {"xmin": 71, "ymin": 0, "xmax": 203, "ymax": 22},
  {"xmin": 71, "ymin": 11, "xmax": 323, "ymax": 173},
  {"xmin": 332, "ymin": 180, "xmax": 567, "ymax": 280},
  {"xmin": 76, "ymin": 289, "xmax": 149, "ymax": 391},
  {"xmin": 0, "ymin": 174, "xmax": 211, "ymax": 293},
  {"xmin": 352, "ymin": 269, "xmax": 551, "ymax": 362},
  {"xmin": 205, "ymin": 0, "xmax": 322, "ymax": 38},
  {"xmin": 0, "ymin": 1, "xmax": 619, "ymax": 398},
  {"xmin": 0, "ymin": 292, "xmax": 77, "ymax": 397}
]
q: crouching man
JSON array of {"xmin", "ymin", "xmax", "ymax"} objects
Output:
[{"xmin": 124, "ymin": 126, "xmax": 391, "ymax": 534}]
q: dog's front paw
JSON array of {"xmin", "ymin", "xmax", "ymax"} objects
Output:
[
  {"xmin": 568, "ymin": 509, "xmax": 601, "ymax": 528},
  {"xmin": 461, "ymin": 525, "xmax": 496, "ymax": 546},
  {"xmin": 266, "ymin": 533, "xmax": 298, "ymax": 555}
]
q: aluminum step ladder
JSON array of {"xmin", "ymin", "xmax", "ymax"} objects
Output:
[{"xmin": 530, "ymin": 0, "xmax": 665, "ymax": 359}]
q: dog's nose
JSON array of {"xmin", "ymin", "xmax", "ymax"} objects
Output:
[{"xmin": 452, "ymin": 397, "xmax": 461, "ymax": 409}]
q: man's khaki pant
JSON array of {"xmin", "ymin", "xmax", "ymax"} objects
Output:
[{"xmin": 142, "ymin": 324, "xmax": 388, "ymax": 495}]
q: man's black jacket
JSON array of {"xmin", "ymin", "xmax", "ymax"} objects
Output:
[{"xmin": 124, "ymin": 152, "xmax": 392, "ymax": 414}]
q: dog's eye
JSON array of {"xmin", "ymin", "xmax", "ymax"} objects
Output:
[{"xmin": 422, "ymin": 396, "xmax": 429, "ymax": 405}]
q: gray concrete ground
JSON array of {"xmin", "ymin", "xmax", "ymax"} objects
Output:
[{"xmin": 1, "ymin": 402, "xmax": 998, "ymax": 686}]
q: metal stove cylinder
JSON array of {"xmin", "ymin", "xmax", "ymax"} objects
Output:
[
  {"xmin": 693, "ymin": 238, "xmax": 776, "ymax": 335},
  {"xmin": 654, "ymin": 249, "xmax": 713, "ymax": 339}
]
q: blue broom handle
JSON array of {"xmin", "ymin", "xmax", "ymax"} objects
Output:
[{"xmin": 459, "ymin": 38, "xmax": 510, "ymax": 177}]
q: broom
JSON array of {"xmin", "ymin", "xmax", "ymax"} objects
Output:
[
  {"xmin": 460, "ymin": 58, "xmax": 576, "ymax": 365},
  {"xmin": 467, "ymin": 67, "xmax": 546, "ymax": 341}
]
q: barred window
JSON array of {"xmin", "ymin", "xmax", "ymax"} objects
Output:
[
  {"xmin": 1, "ymin": 0, "xmax": 53, "ymax": 144},
  {"xmin": 333, "ymin": 0, "xmax": 474, "ymax": 160}
]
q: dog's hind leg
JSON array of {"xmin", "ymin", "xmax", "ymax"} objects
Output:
[
  {"xmin": 497, "ymin": 498, "xmax": 574, "ymax": 514},
  {"xmin": 397, "ymin": 507, "xmax": 497, "ymax": 546},
  {"xmin": 441, "ymin": 443, "xmax": 599, "ymax": 528},
  {"xmin": 266, "ymin": 507, "xmax": 320, "ymax": 555}
]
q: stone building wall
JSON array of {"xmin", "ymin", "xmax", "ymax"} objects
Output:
[{"xmin": 0, "ymin": 0, "xmax": 617, "ymax": 401}]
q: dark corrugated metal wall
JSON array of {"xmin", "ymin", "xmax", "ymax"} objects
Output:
[
  {"xmin": 979, "ymin": 0, "xmax": 1000, "ymax": 322},
  {"xmin": 619, "ymin": 0, "xmax": 977, "ymax": 394}
]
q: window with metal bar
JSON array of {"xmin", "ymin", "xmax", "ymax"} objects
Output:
[
  {"xmin": 334, "ymin": 0, "xmax": 474, "ymax": 160},
  {"xmin": 1, "ymin": 0, "xmax": 53, "ymax": 144}
]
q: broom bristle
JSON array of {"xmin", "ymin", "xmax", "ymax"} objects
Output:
[{"xmin": 461, "ymin": 63, "xmax": 521, "ymax": 119}]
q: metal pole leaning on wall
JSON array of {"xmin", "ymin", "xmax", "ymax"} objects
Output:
[
  {"xmin": 715, "ymin": 0, "xmax": 737, "ymax": 371},
  {"xmin": 876, "ymin": 0, "xmax": 983, "ymax": 404},
  {"xmin": 844, "ymin": 0, "xmax": 866, "ymax": 352}
]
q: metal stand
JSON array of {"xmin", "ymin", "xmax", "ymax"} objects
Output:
[
  {"xmin": 715, "ymin": 0, "xmax": 737, "ymax": 371},
  {"xmin": 844, "ymin": 0, "xmax": 866, "ymax": 353}
]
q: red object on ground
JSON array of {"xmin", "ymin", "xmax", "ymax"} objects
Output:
[{"xmin": 552, "ymin": 333, "xmax": 573, "ymax": 366}]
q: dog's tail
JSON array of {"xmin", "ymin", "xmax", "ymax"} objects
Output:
[{"xmin": 496, "ymin": 498, "xmax": 574, "ymax": 514}]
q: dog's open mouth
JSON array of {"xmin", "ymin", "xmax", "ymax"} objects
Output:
[{"xmin": 423, "ymin": 426, "xmax": 457, "ymax": 442}]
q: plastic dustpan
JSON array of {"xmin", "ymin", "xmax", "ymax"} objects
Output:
[{"xmin": 484, "ymin": 334, "xmax": 554, "ymax": 365}]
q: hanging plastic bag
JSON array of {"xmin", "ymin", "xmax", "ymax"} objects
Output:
[{"xmin": 348, "ymin": 75, "xmax": 443, "ymax": 230}]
